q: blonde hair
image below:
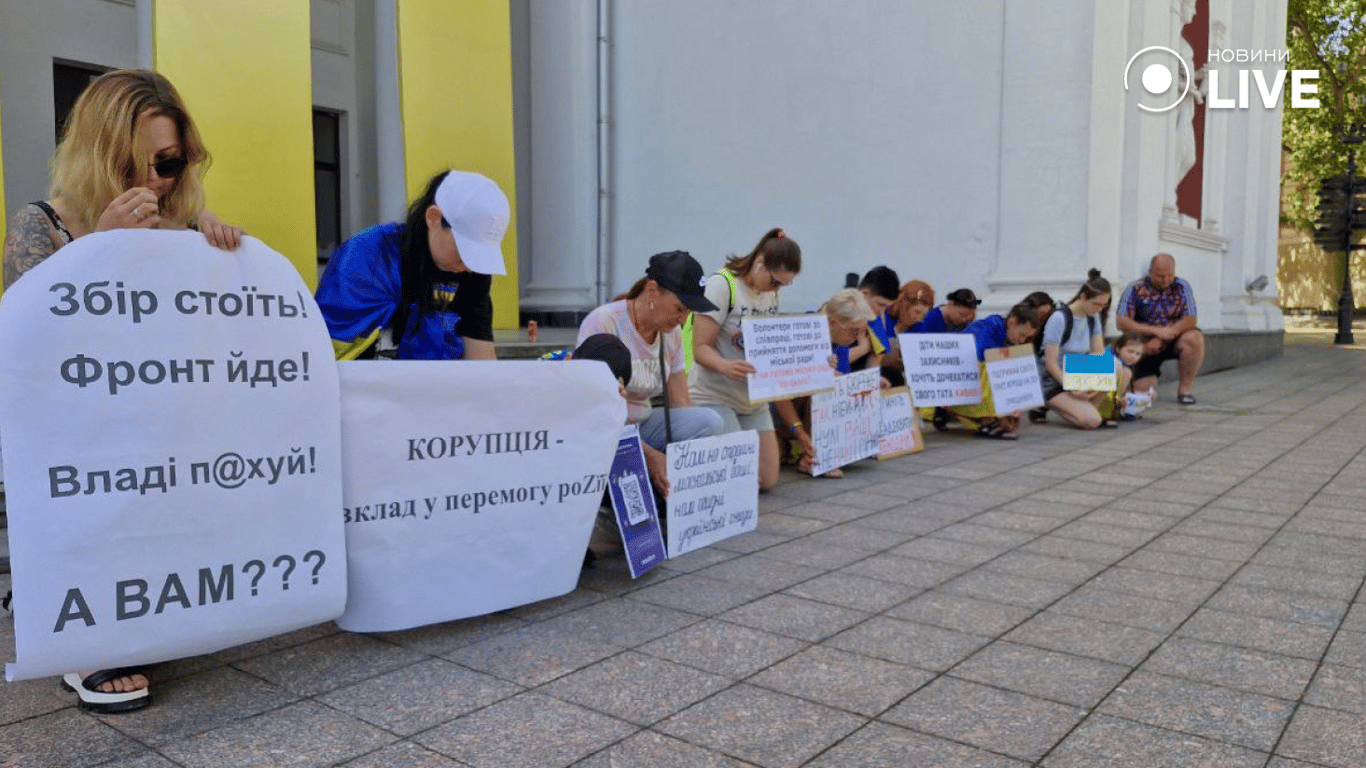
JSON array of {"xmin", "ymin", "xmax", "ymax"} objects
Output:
[
  {"xmin": 822, "ymin": 288, "xmax": 876, "ymax": 325},
  {"xmin": 50, "ymin": 69, "xmax": 209, "ymax": 229}
]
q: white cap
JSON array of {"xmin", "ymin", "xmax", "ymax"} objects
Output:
[{"xmin": 433, "ymin": 170, "xmax": 510, "ymax": 276}]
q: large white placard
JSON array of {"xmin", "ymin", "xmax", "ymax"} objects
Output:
[
  {"xmin": 900, "ymin": 333, "xmax": 982, "ymax": 407},
  {"xmin": 336, "ymin": 361, "xmax": 624, "ymax": 632},
  {"xmin": 0, "ymin": 231, "xmax": 346, "ymax": 681},
  {"xmin": 743, "ymin": 315, "xmax": 836, "ymax": 402},
  {"xmin": 666, "ymin": 431, "xmax": 760, "ymax": 556},
  {"xmin": 810, "ymin": 369, "xmax": 882, "ymax": 476},
  {"xmin": 984, "ymin": 344, "xmax": 1046, "ymax": 415},
  {"xmin": 878, "ymin": 387, "xmax": 924, "ymax": 459}
]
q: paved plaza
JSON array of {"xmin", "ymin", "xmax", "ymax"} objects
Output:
[{"xmin": 3, "ymin": 330, "xmax": 1366, "ymax": 768}]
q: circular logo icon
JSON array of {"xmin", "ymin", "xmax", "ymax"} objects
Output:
[{"xmin": 1123, "ymin": 46, "xmax": 1191, "ymax": 113}]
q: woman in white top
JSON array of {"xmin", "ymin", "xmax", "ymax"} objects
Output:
[
  {"xmin": 578, "ymin": 251, "xmax": 724, "ymax": 495},
  {"xmin": 1040, "ymin": 270, "xmax": 1125, "ymax": 429},
  {"xmin": 689, "ymin": 227, "xmax": 802, "ymax": 492}
]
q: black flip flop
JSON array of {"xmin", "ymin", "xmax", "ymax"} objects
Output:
[{"xmin": 61, "ymin": 668, "xmax": 151, "ymax": 714}]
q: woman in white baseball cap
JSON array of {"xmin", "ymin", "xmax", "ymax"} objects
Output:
[{"xmin": 315, "ymin": 169, "xmax": 510, "ymax": 361}]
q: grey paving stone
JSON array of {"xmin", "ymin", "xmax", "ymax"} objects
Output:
[
  {"xmin": 318, "ymin": 658, "xmax": 520, "ymax": 736},
  {"xmin": 806, "ymin": 721, "xmax": 1029, "ymax": 768},
  {"xmin": 414, "ymin": 692, "xmax": 634, "ymax": 768},
  {"xmin": 1178, "ymin": 607, "xmax": 1335, "ymax": 660},
  {"xmin": 1085, "ymin": 566, "xmax": 1222, "ymax": 605},
  {"xmin": 1205, "ymin": 583, "xmax": 1349, "ymax": 629},
  {"xmin": 1100, "ymin": 670, "xmax": 1294, "ymax": 752},
  {"xmin": 708, "ymin": 529, "xmax": 790, "ymax": 554},
  {"xmin": 1021, "ymin": 536, "xmax": 1132, "ymax": 564},
  {"xmin": 1041, "ymin": 713, "xmax": 1268, "ymax": 768},
  {"xmin": 890, "ymin": 537, "xmax": 1003, "ymax": 567},
  {"xmin": 539, "ymin": 596, "xmax": 700, "ymax": 647},
  {"xmin": 718, "ymin": 593, "xmax": 869, "ymax": 642},
  {"xmin": 939, "ymin": 570, "xmax": 1075, "ymax": 610},
  {"xmin": 0, "ymin": 673, "xmax": 73, "ymax": 726},
  {"xmin": 783, "ymin": 571, "xmax": 924, "ymax": 613},
  {"xmin": 0, "ymin": 708, "xmax": 145, "ymax": 768},
  {"xmin": 91, "ymin": 755, "xmax": 183, "ymax": 768},
  {"xmin": 1051, "ymin": 520, "xmax": 1159, "ymax": 548},
  {"xmin": 368, "ymin": 612, "xmax": 526, "ymax": 656},
  {"xmin": 951, "ymin": 641, "xmax": 1129, "ymax": 708},
  {"xmin": 800, "ymin": 522, "xmax": 913, "ymax": 551},
  {"xmin": 1078, "ymin": 508, "xmax": 1175, "ymax": 532},
  {"xmin": 654, "ymin": 545, "xmax": 738, "ymax": 574},
  {"xmin": 624, "ymin": 572, "xmax": 768, "ymax": 615},
  {"xmin": 232, "ymin": 632, "xmax": 425, "ymax": 697},
  {"xmin": 980, "ymin": 550, "xmax": 1108, "ymax": 584},
  {"xmin": 158, "ymin": 701, "xmax": 393, "ymax": 768},
  {"xmin": 750, "ymin": 538, "xmax": 869, "ymax": 569},
  {"xmin": 636, "ymin": 619, "xmax": 805, "ymax": 679},
  {"xmin": 1119, "ymin": 549, "xmax": 1244, "ymax": 580},
  {"xmin": 968, "ymin": 509, "xmax": 1061, "ymax": 534},
  {"xmin": 1142, "ymin": 636, "xmax": 1317, "ymax": 700},
  {"xmin": 572, "ymin": 730, "xmax": 752, "ymax": 768},
  {"xmin": 856, "ymin": 506, "xmax": 956, "ymax": 535},
  {"xmin": 1229, "ymin": 563, "xmax": 1363, "ymax": 601},
  {"xmin": 211, "ymin": 621, "xmax": 342, "ymax": 663},
  {"xmin": 827, "ymin": 616, "xmax": 990, "ymax": 671},
  {"xmin": 839, "ymin": 553, "xmax": 969, "ymax": 588},
  {"xmin": 541, "ymin": 650, "xmax": 730, "ymax": 725},
  {"xmin": 1324, "ymin": 629, "xmax": 1366, "ymax": 669},
  {"xmin": 695, "ymin": 552, "xmax": 825, "ymax": 591},
  {"xmin": 755, "ymin": 512, "xmax": 834, "ymax": 537},
  {"xmin": 769, "ymin": 501, "xmax": 872, "ymax": 525},
  {"xmin": 996, "ymin": 498, "xmax": 1098, "ymax": 520},
  {"xmin": 1277, "ymin": 704, "xmax": 1366, "ymax": 768},
  {"xmin": 90, "ymin": 666, "xmax": 297, "ymax": 745},
  {"xmin": 888, "ymin": 590, "xmax": 1035, "ymax": 636},
  {"xmin": 818, "ymin": 489, "xmax": 916, "ymax": 511},
  {"xmin": 506, "ymin": 588, "xmax": 608, "ymax": 621},
  {"xmin": 1004, "ymin": 611, "xmax": 1165, "ymax": 666},
  {"xmin": 442, "ymin": 623, "xmax": 624, "ymax": 686},
  {"xmin": 1193, "ymin": 507, "xmax": 1287, "ymax": 530},
  {"xmin": 655, "ymin": 684, "xmax": 863, "ymax": 768},
  {"xmin": 929, "ymin": 522, "xmax": 1037, "ymax": 549},
  {"xmin": 884, "ymin": 676, "xmax": 1085, "ymax": 761},
  {"xmin": 749, "ymin": 645, "xmax": 933, "ymax": 716},
  {"xmin": 339, "ymin": 741, "xmax": 467, "ymax": 767},
  {"xmin": 1049, "ymin": 585, "xmax": 1196, "ymax": 634},
  {"xmin": 1304, "ymin": 662, "xmax": 1366, "ymax": 715}
]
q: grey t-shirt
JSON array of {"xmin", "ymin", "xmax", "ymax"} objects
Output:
[{"xmin": 1042, "ymin": 308, "xmax": 1102, "ymax": 356}]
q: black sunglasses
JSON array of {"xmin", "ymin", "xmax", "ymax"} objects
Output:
[{"xmin": 150, "ymin": 157, "xmax": 189, "ymax": 178}]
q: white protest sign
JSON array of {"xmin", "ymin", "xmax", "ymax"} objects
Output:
[
  {"xmin": 984, "ymin": 344, "xmax": 1046, "ymax": 415},
  {"xmin": 878, "ymin": 386, "xmax": 924, "ymax": 459},
  {"xmin": 743, "ymin": 314, "xmax": 836, "ymax": 402},
  {"xmin": 900, "ymin": 333, "xmax": 981, "ymax": 407},
  {"xmin": 666, "ymin": 431, "xmax": 760, "ymax": 556},
  {"xmin": 810, "ymin": 368, "xmax": 882, "ymax": 476},
  {"xmin": 0, "ymin": 230, "xmax": 346, "ymax": 681},
  {"xmin": 336, "ymin": 361, "xmax": 624, "ymax": 632}
]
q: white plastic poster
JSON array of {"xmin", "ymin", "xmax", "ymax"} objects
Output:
[
  {"xmin": 810, "ymin": 368, "xmax": 882, "ymax": 476},
  {"xmin": 335, "ymin": 361, "xmax": 624, "ymax": 631},
  {"xmin": 743, "ymin": 315, "xmax": 836, "ymax": 402},
  {"xmin": 900, "ymin": 333, "xmax": 982, "ymax": 407},
  {"xmin": 877, "ymin": 386, "xmax": 924, "ymax": 459},
  {"xmin": 666, "ymin": 431, "xmax": 760, "ymax": 556},
  {"xmin": 984, "ymin": 344, "xmax": 1046, "ymax": 415},
  {"xmin": 0, "ymin": 231, "xmax": 346, "ymax": 681}
]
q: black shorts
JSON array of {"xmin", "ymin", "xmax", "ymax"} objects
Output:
[{"xmin": 1133, "ymin": 340, "xmax": 1182, "ymax": 380}]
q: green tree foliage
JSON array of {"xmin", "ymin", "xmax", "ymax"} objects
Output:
[{"xmin": 1283, "ymin": 0, "xmax": 1366, "ymax": 232}]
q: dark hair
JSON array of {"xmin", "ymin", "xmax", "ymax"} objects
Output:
[
  {"xmin": 1021, "ymin": 291, "xmax": 1055, "ymax": 309},
  {"xmin": 1005, "ymin": 302, "xmax": 1041, "ymax": 328},
  {"xmin": 392, "ymin": 171, "xmax": 453, "ymax": 346},
  {"xmin": 859, "ymin": 266, "xmax": 901, "ymax": 301},
  {"xmin": 574, "ymin": 333, "xmax": 633, "ymax": 385},
  {"xmin": 1110, "ymin": 330, "xmax": 1144, "ymax": 356},
  {"xmin": 1067, "ymin": 268, "xmax": 1112, "ymax": 328},
  {"xmin": 724, "ymin": 227, "xmax": 801, "ymax": 277}
]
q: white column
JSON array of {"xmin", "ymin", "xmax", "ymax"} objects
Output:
[{"xmin": 373, "ymin": 0, "xmax": 405, "ymax": 222}]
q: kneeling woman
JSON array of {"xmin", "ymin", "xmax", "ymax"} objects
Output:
[
  {"xmin": 940, "ymin": 302, "xmax": 1044, "ymax": 439},
  {"xmin": 315, "ymin": 170, "xmax": 509, "ymax": 360},
  {"xmin": 1039, "ymin": 270, "xmax": 1126, "ymax": 429},
  {"xmin": 577, "ymin": 251, "xmax": 725, "ymax": 494}
]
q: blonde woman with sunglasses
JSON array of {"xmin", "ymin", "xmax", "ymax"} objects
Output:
[{"xmin": 4, "ymin": 69, "xmax": 242, "ymax": 289}]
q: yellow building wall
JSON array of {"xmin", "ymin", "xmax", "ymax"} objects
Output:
[
  {"xmin": 155, "ymin": 0, "xmax": 318, "ymax": 285},
  {"xmin": 397, "ymin": 0, "xmax": 520, "ymax": 328}
]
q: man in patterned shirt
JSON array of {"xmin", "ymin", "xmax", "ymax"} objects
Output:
[{"xmin": 1116, "ymin": 253, "xmax": 1204, "ymax": 405}]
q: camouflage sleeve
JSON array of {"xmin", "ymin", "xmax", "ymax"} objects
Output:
[{"xmin": 3, "ymin": 204, "xmax": 63, "ymax": 289}]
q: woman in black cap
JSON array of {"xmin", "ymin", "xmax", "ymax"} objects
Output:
[{"xmin": 577, "ymin": 251, "xmax": 724, "ymax": 495}]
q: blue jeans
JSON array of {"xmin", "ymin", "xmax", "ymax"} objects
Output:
[{"xmin": 636, "ymin": 406, "xmax": 724, "ymax": 450}]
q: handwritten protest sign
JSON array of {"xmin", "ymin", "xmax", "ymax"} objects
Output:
[
  {"xmin": 607, "ymin": 425, "xmax": 667, "ymax": 578},
  {"xmin": 336, "ymin": 361, "xmax": 624, "ymax": 631},
  {"xmin": 810, "ymin": 369, "xmax": 882, "ymax": 476},
  {"xmin": 743, "ymin": 315, "xmax": 836, "ymax": 402},
  {"xmin": 1063, "ymin": 354, "xmax": 1117, "ymax": 391},
  {"xmin": 0, "ymin": 231, "xmax": 346, "ymax": 681},
  {"xmin": 900, "ymin": 333, "xmax": 981, "ymax": 407},
  {"xmin": 666, "ymin": 431, "xmax": 760, "ymax": 556},
  {"xmin": 984, "ymin": 344, "xmax": 1046, "ymax": 415},
  {"xmin": 878, "ymin": 387, "xmax": 924, "ymax": 459}
]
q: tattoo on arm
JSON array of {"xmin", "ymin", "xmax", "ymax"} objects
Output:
[{"xmin": 3, "ymin": 205, "xmax": 62, "ymax": 289}]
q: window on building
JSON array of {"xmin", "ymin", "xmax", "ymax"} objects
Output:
[
  {"xmin": 313, "ymin": 110, "xmax": 344, "ymax": 267},
  {"xmin": 53, "ymin": 61, "xmax": 111, "ymax": 142}
]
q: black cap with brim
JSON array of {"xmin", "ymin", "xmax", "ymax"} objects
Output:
[{"xmin": 646, "ymin": 251, "xmax": 720, "ymax": 313}]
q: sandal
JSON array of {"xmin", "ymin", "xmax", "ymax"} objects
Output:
[
  {"xmin": 931, "ymin": 407, "xmax": 950, "ymax": 432},
  {"xmin": 1177, "ymin": 393, "xmax": 1197, "ymax": 405},
  {"xmin": 1028, "ymin": 407, "xmax": 1048, "ymax": 424},
  {"xmin": 62, "ymin": 668, "xmax": 152, "ymax": 714},
  {"xmin": 796, "ymin": 455, "xmax": 844, "ymax": 478},
  {"xmin": 974, "ymin": 423, "xmax": 1018, "ymax": 441}
]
